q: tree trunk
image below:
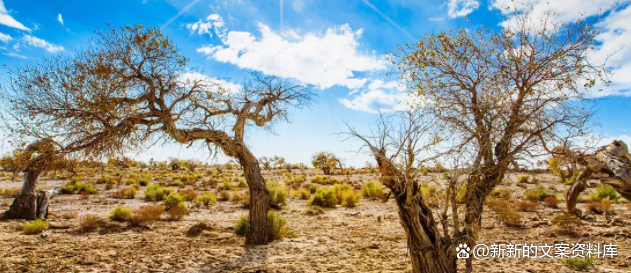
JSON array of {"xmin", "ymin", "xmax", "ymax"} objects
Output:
[
  {"xmin": 238, "ymin": 146, "xmax": 269, "ymax": 245},
  {"xmin": 4, "ymin": 169, "xmax": 42, "ymax": 220}
]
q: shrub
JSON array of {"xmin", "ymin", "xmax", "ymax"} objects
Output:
[
  {"xmin": 586, "ymin": 199, "xmax": 612, "ymax": 214},
  {"xmin": 234, "ymin": 211, "xmax": 293, "ymax": 241},
  {"xmin": 543, "ymin": 195, "xmax": 559, "ymax": 208},
  {"xmin": 308, "ymin": 187, "xmax": 337, "ymax": 208},
  {"xmin": 551, "ymin": 213, "xmax": 582, "ymax": 235},
  {"xmin": 303, "ymin": 206, "xmax": 325, "ymax": 215},
  {"xmin": 96, "ymin": 175, "xmax": 112, "ymax": 184},
  {"xmin": 109, "ymin": 206, "xmax": 132, "ymax": 221},
  {"xmin": 218, "ymin": 190, "xmax": 230, "ymax": 201},
  {"xmin": 516, "ymin": 201, "xmax": 538, "ymax": 212},
  {"xmin": 340, "ymin": 189, "xmax": 361, "ymax": 208},
  {"xmin": 589, "ymin": 185, "xmax": 620, "ymax": 202},
  {"xmin": 61, "ymin": 181, "xmax": 97, "ymax": 194},
  {"xmin": 219, "ymin": 181, "xmax": 234, "ymax": 191},
  {"xmin": 194, "ymin": 192, "xmax": 217, "ymax": 207},
  {"xmin": 105, "ymin": 182, "xmax": 115, "ymax": 190},
  {"xmin": 420, "ymin": 185, "xmax": 439, "ymax": 198},
  {"xmin": 236, "ymin": 178, "xmax": 248, "ymax": 188},
  {"xmin": 517, "ymin": 174, "xmax": 530, "ymax": 184},
  {"xmin": 178, "ymin": 189, "xmax": 198, "ymax": 201},
  {"xmin": 267, "ymin": 182, "xmax": 287, "ymax": 209},
  {"xmin": 112, "ymin": 187, "xmax": 136, "ymax": 199},
  {"xmin": 485, "ymin": 199, "xmax": 509, "ymax": 213},
  {"xmin": 138, "ymin": 178, "xmax": 149, "ymax": 186},
  {"xmin": 168, "ymin": 181, "xmax": 185, "ymax": 187},
  {"xmin": 361, "ymin": 181, "xmax": 384, "ymax": 200},
  {"xmin": 167, "ymin": 203, "xmax": 188, "ymax": 220},
  {"xmin": 23, "ymin": 219, "xmax": 49, "ymax": 235},
  {"xmin": 163, "ymin": 192, "xmax": 185, "ymax": 210},
  {"xmin": 234, "ymin": 216, "xmax": 249, "ymax": 236},
  {"xmin": 0, "ymin": 188, "xmax": 20, "ymax": 198},
  {"xmin": 309, "ymin": 184, "xmax": 319, "ymax": 194},
  {"xmin": 294, "ymin": 188, "xmax": 311, "ymax": 200},
  {"xmin": 524, "ymin": 186, "xmax": 549, "ymax": 202},
  {"xmin": 79, "ymin": 214, "xmax": 104, "ymax": 231},
  {"xmin": 232, "ymin": 192, "xmax": 244, "ymax": 202},
  {"xmin": 131, "ymin": 205, "xmax": 164, "ymax": 225},
  {"xmin": 564, "ymin": 257, "xmax": 593, "ymax": 271},
  {"xmin": 310, "ymin": 175, "xmax": 340, "ymax": 185},
  {"xmin": 497, "ymin": 208, "xmax": 523, "ymax": 227},
  {"xmin": 331, "ymin": 184, "xmax": 352, "ymax": 203},
  {"xmin": 144, "ymin": 184, "xmax": 174, "ymax": 201},
  {"xmin": 455, "ymin": 185, "xmax": 467, "ymax": 204}
]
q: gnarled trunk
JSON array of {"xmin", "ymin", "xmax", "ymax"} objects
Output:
[
  {"xmin": 236, "ymin": 145, "xmax": 269, "ymax": 245},
  {"xmin": 4, "ymin": 169, "xmax": 42, "ymax": 220}
]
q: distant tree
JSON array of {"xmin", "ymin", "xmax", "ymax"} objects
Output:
[
  {"xmin": 0, "ymin": 25, "xmax": 313, "ymax": 244},
  {"xmin": 259, "ymin": 156, "xmax": 272, "ymax": 170},
  {"xmin": 0, "ymin": 148, "xmax": 29, "ymax": 181},
  {"xmin": 311, "ymin": 152, "xmax": 340, "ymax": 175}
]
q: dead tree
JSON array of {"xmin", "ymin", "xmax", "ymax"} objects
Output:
[{"xmin": 0, "ymin": 25, "xmax": 313, "ymax": 244}]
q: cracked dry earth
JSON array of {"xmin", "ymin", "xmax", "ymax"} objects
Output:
[{"xmin": 0, "ymin": 172, "xmax": 630, "ymax": 273}]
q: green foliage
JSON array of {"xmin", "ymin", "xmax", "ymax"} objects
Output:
[
  {"xmin": 420, "ymin": 185, "xmax": 438, "ymax": 197},
  {"xmin": 144, "ymin": 184, "xmax": 174, "ymax": 201},
  {"xmin": 61, "ymin": 180, "xmax": 97, "ymax": 194},
  {"xmin": 23, "ymin": 219, "xmax": 49, "ymax": 235},
  {"xmin": 267, "ymin": 181, "xmax": 287, "ymax": 209},
  {"xmin": 236, "ymin": 178, "xmax": 248, "ymax": 188},
  {"xmin": 551, "ymin": 213, "xmax": 582, "ymax": 235},
  {"xmin": 168, "ymin": 181, "xmax": 184, "ymax": 187},
  {"xmin": 96, "ymin": 175, "xmax": 112, "ymax": 184},
  {"xmin": 234, "ymin": 216, "xmax": 249, "ymax": 236},
  {"xmin": 194, "ymin": 192, "xmax": 217, "ymax": 207},
  {"xmin": 308, "ymin": 187, "xmax": 337, "ymax": 208},
  {"xmin": 455, "ymin": 185, "xmax": 466, "ymax": 204},
  {"xmin": 218, "ymin": 190, "xmax": 230, "ymax": 201},
  {"xmin": 563, "ymin": 257, "xmax": 593, "ymax": 271},
  {"xmin": 303, "ymin": 206, "xmax": 325, "ymax": 215},
  {"xmin": 162, "ymin": 192, "xmax": 185, "ymax": 210},
  {"xmin": 331, "ymin": 183, "xmax": 352, "ymax": 203},
  {"xmin": 294, "ymin": 188, "xmax": 311, "ymax": 200},
  {"xmin": 524, "ymin": 186, "xmax": 549, "ymax": 202},
  {"xmin": 589, "ymin": 185, "xmax": 620, "ymax": 202},
  {"xmin": 309, "ymin": 184, "xmax": 319, "ymax": 194},
  {"xmin": 310, "ymin": 175, "xmax": 340, "ymax": 185},
  {"xmin": 497, "ymin": 208, "xmax": 523, "ymax": 227},
  {"xmin": 234, "ymin": 211, "xmax": 293, "ymax": 241},
  {"xmin": 109, "ymin": 206, "xmax": 133, "ymax": 221},
  {"xmin": 361, "ymin": 181, "xmax": 384, "ymax": 199},
  {"xmin": 138, "ymin": 178, "xmax": 149, "ymax": 186},
  {"xmin": 517, "ymin": 175, "xmax": 530, "ymax": 184},
  {"xmin": 340, "ymin": 189, "xmax": 361, "ymax": 208}
]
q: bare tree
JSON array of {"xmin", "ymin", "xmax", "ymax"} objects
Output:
[
  {"xmin": 379, "ymin": 11, "xmax": 608, "ymax": 273},
  {"xmin": 0, "ymin": 25, "xmax": 313, "ymax": 245}
]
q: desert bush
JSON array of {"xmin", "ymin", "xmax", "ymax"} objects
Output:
[
  {"xmin": 105, "ymin": 182, "xmax": 115, "ymax": 190},
  {"xmin": 497, "ymin": 207, "xmax": 523, "ymax": 227},
  {"xmin": 551, "ymin": 213, "xmax": 582, "ymax": 235},
  {"xmin": 79, "ymin": 191, "xmax": 91, "ymax": 199},
  {"xmin": 236, "ymin": 178, "xmax": 248, "ymax": 188},
  {"xmin": 294, "ymin": 188, "xmax": 311, "ymax": 200},
  {"xmin": 586, "ymin": 199, "xmax": 612, "ymax": 214},
  {"xmin": 232, "ymin": 192, "xmax": 244, "ymax": 202},
  {"xmin": 167, "ymin": 203, "xmax": 188, "ymax": 220},
  {"xmin": 218, "ymin": 190, "xmax": 230, "ymax": 201},
  {"xmin": 303, "ymin": 206, "xmax": 325, "ymax": 215},
  {"xmin": 361, "ymin": 181, "xmax": 384, "ymax": 200},
  {"xmin": 163, "ymin": 192, "xmax": 185, "ymax": 210},
  {"xmin": 524, "ymin": 186, "xmax": 549, "ymax": 202},
  {"xmin": 309, "ymin": 184, "xmax": 319, "ymax": 194},
  {"xmin": 61, "ymin": 211, "xmax": 79, "ymax": 219},
  {"xmin": 23, "ymin": 219, "xmax": 49, "ymax": 235},
  {"xmin": 79, "ymin": 214, "xmax": 105, "ymax": 231},
  {"xmin": 308, "ymin": 187, "xmax": 337, "ymax": 208},
  {"xmin": 0, "ymin": 188, "xmax": 20, "ymax": 198},
  {"xmin": 420, "ymin": 185, "xmax": 439, "ymax": 198},
  {"xmin": 267, "ymin": 181, "xmax": 287, "ymax": 209},
  {"xmin": 340, "ymin": 189, "xmax": 361, "ymax": 208},
  {"xmin": 61, "ymin": 180, "xmax": 97, "ymax": 194},
  {"xmin": 310, "ymin": 175, "xmax": 340, "ymax": 185},
  {"xmin": 178, "ymin": 189, "xmax": 198, "ymax": 201},
  {"xmin": 331, "ymin": 183, "xmax": 352, "ymax": 203},
  {"xmin": 241, "ymin": 192, "xmax": 250, "ymax": 208},
  {"xmin": 144, "ymin": 184, "xmax": 174, "ymax": 201},
  {"xmin": 234, "ymin": 211, "xmax": 293, "ymax": 241},
  {"xmin": 193, "ymin": 193, "xmax": 217, "ymax": 207},
  {"xmin": 131, "ymin": 205, "xmax": 164, "ymax": 225},
  {"xmin": 543, "ymin": 195, "xmax": 559, "ymax": 208},
  {"xmin": 516, "ymin": 201, "xmax": 538, "ymax": 212},
  {"xmin": 168, "ymin": 181, "xmax": 185, "ymax": 188},
  {"xmin": 112, "ymin": 187, "xmax": 136, "ymax": 199},
  {"xmin": 485, "ymin": 199, "xmax": 510, "ymax": 213},
  {"xmin": 589, "ymin": 185, "xmax": 620, "ymax": 202},
  {"xmin": 489, "ymin": 188, "xmax": 511, "ymax": 199},
  {"xmin": 96, "ymin": 175, "xmax": 112, "ymax": 184},
  {"xmin": 564, "ymin": 257, "xmax": 593, "ymax": 271},
  {"xmin": 138, "ymin": 178, "xmax": 149, "ymax": 186},
  {"xmin": 109, "ymin": 206, "xmax": 132, "ymax": 221},
  {"xmin": 517, "ymin": 174, "xmax": 530, "ymax": 184}
]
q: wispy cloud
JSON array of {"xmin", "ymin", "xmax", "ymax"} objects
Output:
[
  {"xmin": 359, "ymin": 0, "xmax": 415, "ymax": 41},
  {"xmin": 57, "ymin": 13, "xmax": 64, "ymax": 25},
  {"xmin": 0, "ymin": 32, "xmax": 11, "ymax": 42},
  {"xmin": 0, "ymin": 0, "xmax": 30, "ymax": 31},
  {"xmin": 161, "ymin": 0, "xmax": 203, "ymax": 29},
  {"xmin": 448, "ymin": 0, "xmax": 480, "ymax": 18},
  {"xmin": 23, "ymin": 35, "xmax": 64, "ymax": 53}
]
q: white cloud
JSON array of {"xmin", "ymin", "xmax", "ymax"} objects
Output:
[
  {"xmin": 179, "ymin": 72, "xmax": 242, "ymax": 93},
  {"xmin": 0, "ymin": 32, "xmax": 11, "ymax": 42},
  {"xmin": 0, "ymin": 0, "xmax": 30, "ymax": 31},
  {"xmin": 339, "ymin": 79, "xmax": 417, "ymax": 113},
  {"xmin": 194, "ymin": 18, "xmax": 386, "ymax": 89},
  {"xmin": 186, "ymin": 13, "xmax": 225, "ymax": 38},
  {"xmin": 23, "ymin": 35, "xmax": 64, "ymax": 53},
  {"xmin": 57, "ymin": 14, "xmax": 63, "ymax": 25},
  {"xmin": 448, "ymin": 0, "xmax": 480, "ymax": 18}
]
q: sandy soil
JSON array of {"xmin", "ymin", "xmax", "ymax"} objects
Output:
[{"xmin": 0, "ymin": 170, "xmax": 629, "ymax": 273}]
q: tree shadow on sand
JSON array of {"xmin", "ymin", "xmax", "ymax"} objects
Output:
[{"xmin": 200, "ymin": 244, "xmax": 270, "ymax": 273}]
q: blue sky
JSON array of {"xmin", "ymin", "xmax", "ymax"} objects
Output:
[{"xmin": 0, "ymin": 0, "xmax": 630, "ymax": 167}]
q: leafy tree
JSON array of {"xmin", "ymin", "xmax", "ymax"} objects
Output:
[{"xmin": 311, "ymin": 152, "xmax": 340, "ymax": 175}]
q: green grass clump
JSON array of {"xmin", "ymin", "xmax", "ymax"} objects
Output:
[
  {"xmin": 23, "ymin": 219, "xmax": 49, "ymax": 235},
  {"xmin": 234, "ymin": 216, "xmax": 249, "ymax": 236},
  {"xmin": 109, "ymin": 206, "xmax": 132, "ymax": 221},
  {"xmin": 236, "ymin": 178, "xmax": 248, "ymax": 188},
  {"xmin": 144, "ymin": 184, "xmax": 174, "ymax": 201},
  {"xmin": 310, "ymin": 175, "xmax": 340, "ymax": 185},
  {"xmin": 309, "ymin": 184, "xmax": 319, "ymax": 194},
  {"xmin": 267, "ymin": 181, "xmax": 287, "ymax": 209},
  {"xmin": 294, "ymin": 188, "xmax": 311, "ymax": 200},
  {"xmin": 331, "ymin": 183, "xmax": 352, "ymax": 203},
  {"xmin": 96, "ymin": 175, "xmax": 112, "ymax": 184},
  {"xmin": 308, "ymin": 187, "xmax": 337, "ymax": 208},
  {"xmin": 61, "ymin": 180, "xmax": 97, "ymax": 194},
  {"xmin": 361, "ymin": 181, "xmax": 384, "ymax": 200},
  {"xmin": 194, "ymin": 192, "xmax": 217, "ymax": 207},
  {"xmin": 563, "ymin": 257, "xmax": 593, "ymax": 271},
  {"xmin": 517, "ymin": 174, "xmax": 530, "ymax": 183},
  {"xmin": 497, "ymin": 207, "xmax": 523, "ymax": 227},
  {"xmin": 162, "ymin": 192, "xmax": 185, "ymax": 210},
  {"xmin": 234, "ymin": 211, "xmax": 294, "ymax": 241},
  {"xmin": 524, "ymin": 186, "xmax": 549, "ymax": 202},
  {"xmin": 589, "ymin": 185, "xmax": 620, "ymax": 202},
  {"xmin": 340, "ymin": 189, "xmax": 361, "ymax": 208}
]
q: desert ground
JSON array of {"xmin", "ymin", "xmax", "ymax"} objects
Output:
[{"xmin": 0, "ymin": 168, "xmax": 629, "ymax": 273}]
